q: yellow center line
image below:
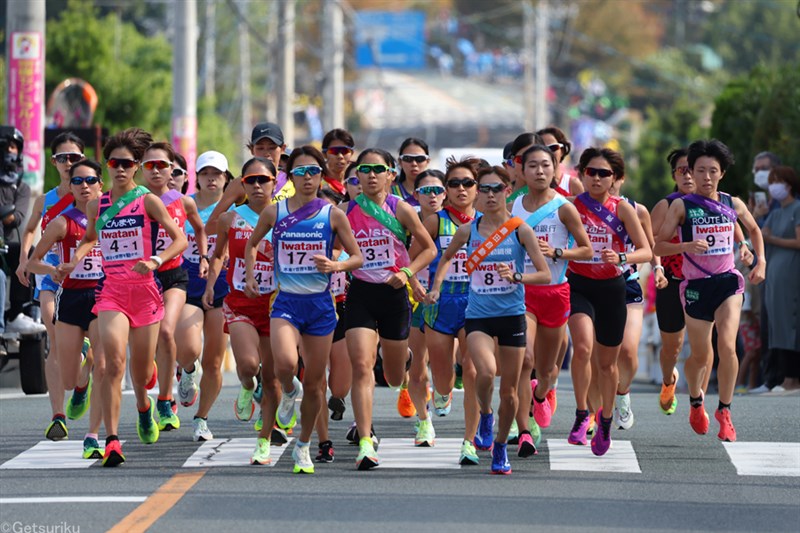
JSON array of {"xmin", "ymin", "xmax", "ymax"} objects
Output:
[{"xmin": 108, "ymin": 469, "xmax": 207, "ymax": 533}]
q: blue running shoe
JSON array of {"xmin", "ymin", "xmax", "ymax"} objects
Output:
[
  {"xmin": 474, "ymin": 412, "xmax": 494, "ymax": 451},
  {"xmin": 491, "ymin": 442, "xmax": 511, "ymax": 475}
]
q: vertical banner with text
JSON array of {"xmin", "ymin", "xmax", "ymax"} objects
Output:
[
  {"xmin": 7, "ymin": 32, "xmax": 45, "ymax": 192},
  {"xmin": 172, "ymin": 116, "xmax": 197, "ymax": 194}
]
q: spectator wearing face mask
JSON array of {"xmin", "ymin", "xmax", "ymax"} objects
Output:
[{"xmin": 749, "ymin": 151, "xmax": 782, "ymax": 224}]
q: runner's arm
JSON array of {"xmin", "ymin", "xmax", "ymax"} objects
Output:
[
  {"xmin": 184, "ymin": 196, "xmax": 209, "ymax": 278},
  {"xmin": 25, "ymin": 217, "xmax": 67, "ymax": 278},
  {"xmin": 612, "ymin": 200, "xmax": 651, "ymax": 265},
  {"xmin": 56, "ymin": 200, "xmax": 99, "ymax": 278},
  {"xmin": 515, "ymin": 223, "xmax": 551, "ymax": 285},
  {"xmin": 142, "ymin": 194, "xmax": 188, "ymax": 270},
  {"xmin": 205, "ymin": 178, "xmax": 244, "ymax": 235},
  {"xmin": 14, "ymin": 194, "xmax": 45, "ymax": 286},
  {"xmin": 733, "ymin": 196, "xmax": 766, "ymax": 284},
  {"xmin": 425, "ymin": 223, "xmax": 470, "ymax": 304},
  {"xmin": 557, "ymin": 202, "xmax": 593, "ymax": 261}
]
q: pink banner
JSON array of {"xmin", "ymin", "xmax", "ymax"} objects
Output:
[
  {"xmin": 8, "ymin": 32, "xmax": 44, "ymax": 191},
  {"xmin": 172, "ymin": 116, "xmax": 197, "ymax": 194}
]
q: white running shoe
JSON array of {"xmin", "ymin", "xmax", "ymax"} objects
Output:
[
  {"xmin": 613, "ymin": 392, "xmax": 635, "ymax": 430},
  {"xmin": 292, "ymin": 443, "xmax": 314, "ymax": 474},
  {"xmin": 5, "ymin": 313, "xmax": 46, "ymax": 334},
  {"xmin": 178, "ymin": 367, "xmax": 199, "ymax": 407},
  {"xmin": 276, "ymin": 376, "xmax": 302, "ymax": 429},
  {"xmin": 192, "ymin": 417, "xmax": 213, "ymax": 441}
]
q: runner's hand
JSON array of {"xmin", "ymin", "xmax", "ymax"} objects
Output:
[
  {"xmin": 425, "ymin": 290, "xmax": 440, "ymax": 305},
  {"xmin": 410, "ymin": 277, "xmax": 427, "ymax": 302},
  {"xmin": 313, "ymin": 254, "xmax": 336, "ymax": 274},
  {"xmin": 496, "ymin": 262, "xmax": 515, "ymax": 282},
  {"xmin": 132, "ymin": 259, "xmax": 158, "ymax": 274},
  {"xmin": 600, "ymin": 248, "xmax": 620, "ymax": 264},
  {"xmin": 385, "ymin": 270, "xmax": 408, "ymax": 289},
  {"xmin": 15, "ymin": 260, "xmax": 30, "ymax": 287},
  {"xmin": 654, "ymin": 268, "xmax": 668, "ymax": 290},
  {"xmin": 537, "ymin": 238, "xmax": 553, "ymax": 258},
  {"xmin": 243, "ymin": 275, "xmax": 260, "ymax": 298},
  {"xmin": 201, "ymin": 287, "xmax": 214, "ymax": 310},
  {"xmin": 684, "ymin": 240, "xmax": 709, "ymax": 255}
]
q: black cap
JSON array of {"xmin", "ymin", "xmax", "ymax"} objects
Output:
[
  {"xmin": 251, "ymin": 122, "xmax": 284, "ymax": 146},
  {"xmin": 502, "ymin": 141, "xmax": 514, "ymax": 160}
]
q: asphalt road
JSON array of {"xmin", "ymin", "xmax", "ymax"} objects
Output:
[{"xmin": 0, "ymin": 376, "xmax": 798, "ymax": 533}]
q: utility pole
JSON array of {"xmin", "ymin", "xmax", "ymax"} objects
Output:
[
  {"xmin": 238, "ymin": 0, "xmax": 252, "ymax": 163},
  {"xmin": 522, "ymin": 1, "xmax": 535, "ymax": 131},
  {"xmin": 322, "ymin": 0, "xmax": 345, "ymax": 131},
  {"xmin": 265, "ymin": 3, "xmax": 278, "ymax": 123},
  {"xmin": 203, "ymin": 0, "xmax": 217, "ymax": 100},
  {"xmin": 277, "ymin": 0, "xmax": 296, "ymax": 147},
  {"xmin": 172, "ymin": 0, "xmax": 198, "ymax": 192},
  {"xmin": 5, "ymin": 0, "xmax": 46, "ymax": 193},
  {"xmin": 534, "ymin": 0, "xmax": 550, "ymax": 128}
]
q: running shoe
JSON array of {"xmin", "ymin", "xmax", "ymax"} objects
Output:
[
  {"xmin": 531, "ymin": 380, "xmax": 552, "ymax": 428},
  {"xmin": 586, "ymin": 413, "xmax": 596, "ymax": 437},
  {"xmin": 546, "ymin": 387, "xmax": 558, "ymax": 416},
  {"xmin": 345, "ymin": 423, "xmax": 379, "ymax": 448},
  {"xmin": 474, "ymin": 412, "xmax": 494, "ymax": 451},
  {"xmin": 397, "ymin": 387, "xmax": 416, "ymax": 418},
  {"xmin": 530, "ymin": 416, "xmax": 542, "ymax": 448},
  {"xmin": 156, "ymin": 398, "xmax": 180, "ymax": 431},
  {"xmin": 45, "ymin": 415, "xmax": 68, "ymax": 441},
  {"xmin": 102, "ymin": 440, "xmax": 125, "ymax": 467},
  {"xmin": 276, "ymin": 376, "xmax": 302, "ymax": 429},
  {"xmin": 271, "ymin": 426, "xmax": 289, "ymax": 446},
  {"xmin": 234, "ymin": 384, "xmax": 256, "ymax": 422},
  {"xmin": 193, "ymin": 417, "xmax": 213, "ymax": 442},
  {"xmin": 491, "ymin": 442, "xmax": 511, "ymax": 475},
  {"xmin": 328, "ymin": 396, "xmax": 346, "ymax": 421},
  {"xmin": 178, "ymin": 367, "xmax": 199, "ymax": 407},
  {"xmin": 316, "ymin": 440, "xmax": 335, "ymax": 463},
  {"xmin": 292, "ymin": 444, "xmax": 315, "ymax": 474},
  {"xmin": 517, "ymin": 432, "xmax": 537, "ymax": 458},
  {"xmin": 507, "ymin": 419, "xmax": 519, "ymax": 445},
  {"xmin": 689, "ymin": 394, "xmax": 709, "ymax": 435},
  {"xmin": 251, "ymin": 437, "xmax": 271, "ymax": 465},
  {"xmin": 568, "ymin": 411, "xmax": 590, "ymax": 445},
  {"xmin": 715, "ymin": 408, "xmax": 737, "ymax": 442},
  {"xmin": 137, "ymin": 398, "xmax": 160, "ymax": 444},
  {"xmin": 454, "ymin": 363, "xmax": 464, "ymax": 390},
  {"xmin": 459, "ymin": 439, "xmax": 479, "ymax": 465},
  {"xmin": 253, "ymin": 369, "xmax": 263, "ymax": 404},
  {"xmin": 82, "ymin": 436, "xmax": 104, "ymax": 460},
  {"xmin": 734, "ymin": 385, "xmax": 748, "ymax": 395},
  {"xmin": 433, "ymin": 391, "xmax": 452, "ymax": 417},
  {"xmin": 415, "ymin": 418, "xmax": 436, "ymax": 447},
  {"xmin": 660, "ymin": 368, "xmax": 679, "ymax": 415},
  {"xmin": 356, "ymin": 438, "xmax": 379, "ymax": 470},
  {"xmin": 613, "ymin": 392, "xmax": 635, "ymax": 430},
  {"xmin": 67, "ymin": 374, "xmax": 92, "ymax": 421},
  {"xmin": 591, "ymin": 408, "xmax": 612, "ymax": 456},
  {"xmin": 254, "ymin": 411, "xmax": 262, "ymax": 432},
  {"xmin": 145, "ymin": 361, "xmax": 158, "ymax": 390}
]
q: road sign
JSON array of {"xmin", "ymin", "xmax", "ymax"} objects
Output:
[{"xmin": 355, "ymin": 11, "xmax": 426, "ymax": 70}]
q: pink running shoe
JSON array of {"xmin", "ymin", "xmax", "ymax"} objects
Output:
[
  {"xmin": 568, "ymin": 411, "xmax": 590, "ymax": 445},
  {"xmin": 531, "ymin": 380, "xmax": 552, "ymax": 428},
  {"xmin": 590, "ymin": 408, "xmax": 612, "ymax": 456}
]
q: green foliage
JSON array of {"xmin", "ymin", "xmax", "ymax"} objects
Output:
[
  {"xmin": 709, "ymin": 62, "xmax": 799, "ymax": 199},
  {"xmin": 629, "ymin": 100, "xmax": 704, "ymax": 208},
  {"xmin": 197, "ymin": 97, "xmax": 241, "ymax": 173}
]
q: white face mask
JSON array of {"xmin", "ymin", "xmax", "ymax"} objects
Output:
[
  {"xmin": 754, "ymin": 170, "xmax": 770, "ymax": 190},
  {"xmin": 768, "ymin": 182, "xmax": 790, "ymax": 202}
]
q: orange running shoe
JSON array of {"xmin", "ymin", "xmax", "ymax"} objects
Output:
[
  {"xmin": 145, "ymin": 361, "xmax": 158, "ymax": 390},
  {"xmin": 689, "ymin": 393, "xmax": 709, "ymax": 435},
  {"xmin": 397, "ymin": 388, "xmax": 416, "ymax": 418},
  {"xmin": 586, "ymin": 412, "xmax": 596, "ymax": 437},
  {"xmin": 715, "ymin": 408, "xmax": 737, "ymax": 442},
  {"xmin": 546, "ymin": 388, "xmax": 557, "ymax": 417},
  {"xmin": 660, "ymin": 368, "xmax": 679, "ymax": 415}
]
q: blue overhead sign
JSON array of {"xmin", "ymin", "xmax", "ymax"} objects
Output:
[{"xmin": 354, "ymin": 11, "xmax": 426, "ymax": 70}]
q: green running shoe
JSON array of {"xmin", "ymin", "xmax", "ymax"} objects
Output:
[
  {"xmin": 530, "ymin": 416, "xmax": 542, "ymax": 448},
  {"xmin": 137, "ymin": 398, "xmax": 160, "ymax": 444},
  {"xmin": 235, "ymin": 385, "xmax": 255, "ymax": 422},
  {"xmin": 253, "ymin": 411, "xmax": 263, "ymax": 432},
  {"xmin": 414, "ymin": 418, "xmax": 435, "ymax": 447},
  {"xmin": 459, "ymin": 439, "xmax": 479, "ymax": 465},
  {"xmin": 356, "ymin": 437, "xmax": 379, "ymax": 470},
  {"xmin": 82, "ymin": 436, "xmax": 104, "ymax": 459},
  {"xmin": 156, "ymin": 398, "xmax": 180, "ymax": 431},
  {"xmin": 45, "ymin": 416, "xmax": 68, "ymax": 441},
  {"xmin": 251, "ymin": 437, "xmax": 271, "ymax": 465},
  {"xmin": 66, "ymin": 374, "xmax": 92, "ymax": 421}
]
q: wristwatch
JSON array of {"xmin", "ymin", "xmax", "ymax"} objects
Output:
[
  {"xmin": 553, "ymin": 248, "xmax": 564, "ymax": 262},
  {"xmin": 512, "ymin": 272, "xmax": 523, "ymax": 283},
  {"xmin": 200, "ymin": 254, "xmax": 211, "ymax": 261},
  {"xmin": 618, "ymin": 252, "xmax": 627, "ymax": 265}
]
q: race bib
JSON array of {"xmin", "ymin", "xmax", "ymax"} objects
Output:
[
  {"xmin": 154, "ymin": 227, "xmax": 172, "ymax": 255},
  {"xmin": 692, "ymin": 223, "xmax": 734, "ymax": 256},
  {"xmin": 184, "ymin": 233, "xmax": 217, "ymax": 263},
  {"xmin": 441, "ymin": 236, "xmax": 469, "ymax": 283},
  {"xmin": 100, "ymin": 227, "xmax": 144, "ymax": 262},
  {"xmin": 331, "ymin": 271, "xmax": 347, "ymax": 297},
  {"xmin": 471, "ymin": 261, "xmax": 515, "ymax": 295},
  {"xmin": 575, "ymin": 233, "xmax": 612, "ymax": 264},
  {"xmin": 277, "ymin": 240, "xmax": 325, "ymax": 274},
  {"xmin": 357, "ymin": 235, "xmax": 394, "ymax": 270},
  {"xmin": 69, "ymin": 246, "xmax": 103, "ymax": 280},
  {"xmin": 232, "ymin": 257, "xmax": 274, "ymax": 294}
]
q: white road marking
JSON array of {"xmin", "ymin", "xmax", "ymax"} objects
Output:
[
  {"xmin": 723, "ymin": 442, "xmax": 800, "ymax": 477},
  {"xmin": 376, "ymin": 438, "xmax": 462, "ymax": 469},
  {"xmin": 182, "ymin": 437, "xmax": 293, "ymax": 468},
  {"xmin": 0, "ymin": 496, "xmax": 146, "ymax": 504},
  {"xmin": 0, "ymin": 440, "xmax": 124, "ymax": 469},
  {"xmin": 547, "ymin": 439, "xmax": 641, "ymax": 473}
]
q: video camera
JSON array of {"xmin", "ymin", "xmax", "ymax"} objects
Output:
[{"xmin": 0, "ymin": 126, "xmax": 24, "ymax": 183}]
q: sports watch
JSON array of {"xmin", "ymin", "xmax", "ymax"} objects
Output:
[
  {"xmin": 618, "ymin": 252, "xmax": 627, "ymax": 265},
  {"xmin": 512, "ymin": 272, "xmax": 523, "ymax": 283}
]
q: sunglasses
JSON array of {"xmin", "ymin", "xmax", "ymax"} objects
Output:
[
  {"xmin": 356, "ymin": 164, "xmax": 390, "ymax": 175},
  {"xmin": 171, "ymin": 168, "xmax": 187, "ymax": 178},
  {"xmin": 290, "ymin": 165, "xmax": 323, "ymax": 177},
  {"xmin": 447, "ymin": 178, "xmax": 477, "ymax": 189},
  {"xmin": 399, "ymin": 154, "xmax": 429, "ymax": 164},
  {"xmin": 346, "ymin": 176, "xmax": 360, "ymax": 186},
  {"xmin": 52, "ymin": 152, "xmax": 84, "ymax": 164},
  {"xmin": 142, "ymin": 159, "xmax": 172, "ymax": 171},
  {"xmin": 584, "ymin": 167, "xmax": 614, "ymax": 178},
  {"xmin": 70, "ymin": 175, "xmax": 101, "ymax": 186},
  {"xmin": 415, "ymin": 185, "xmax": 445, "ymax": 196},
  {"xmin": 673, "ymin": 166, "xmax": 690, "ymax": 176},
  {"xmin": 478, "ymin": 183, "xmax": 506, "ymax": 194},
  {"xmin": 504, "ymin": 158, "xmax": 515, "ymax": 167},
  {"xmin": 106, "ymin": 158, "xmax": 139, "ymax": 170},
  {"xmin": 326, "ymin": 146, "xmax": 353, "ymax": 156},
  {"xmin": 242, "ymin": 174, "xmax": 275, "ymax": 185},
  {"xmin": 547, "ymin": 143, "xmax": 564, "ymax": 152}
]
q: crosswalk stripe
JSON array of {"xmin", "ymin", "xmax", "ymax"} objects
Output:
[
  {"xmin": 0, "ymin": 440, "xmax": 125, "ymax": 469},
  {"xmin": 722, "ymin": 442, "xmax": 800, "ymax": 477},
  {"xmin": 376, "ymin": 438, "xmax": 462, "ymax": 469},
  {"xmin": 0, "ymin": 496, "xmax": 147, "ymax": 504},
  {"xmin": 182, "ymin": 438, "xmax": 293, "ymax": 468},
  {"xmin": 546, "ymin": 439, "xmax": 642, "ymax": 473}
]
